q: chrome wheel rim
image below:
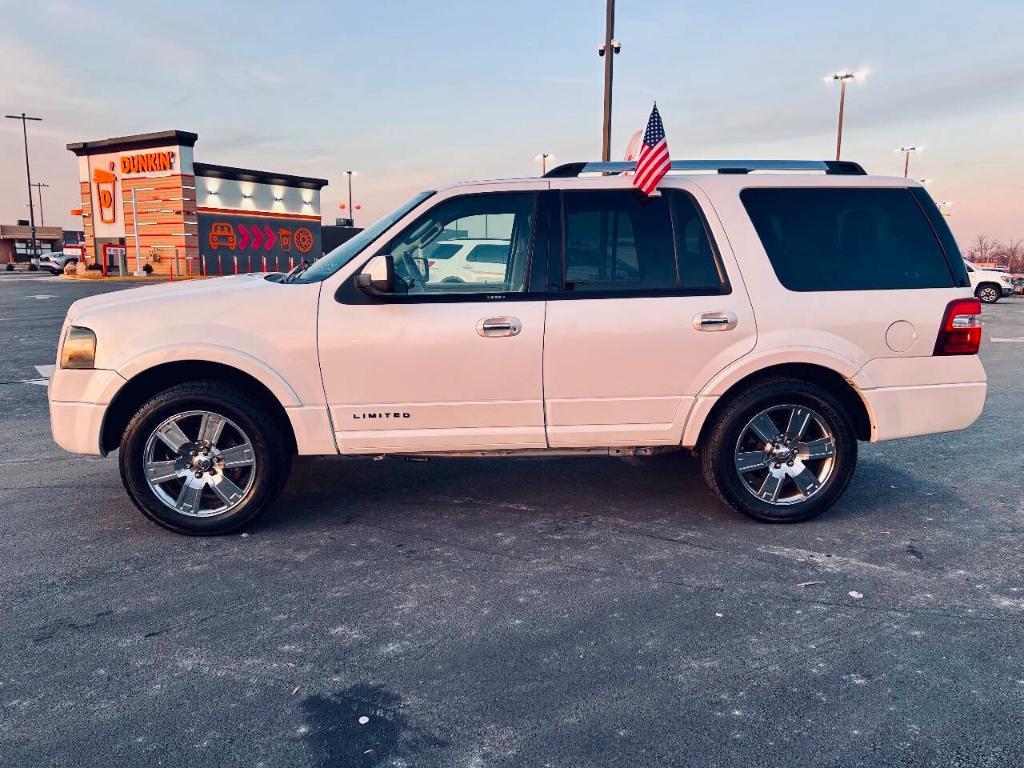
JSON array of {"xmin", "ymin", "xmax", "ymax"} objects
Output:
[
  {"xmin": 979, "ymin": 287, "xmax": 998, "ymax": 302},
  {"xmin": 142, "ymin": 410, "xmax": 256, "ymax": 518},
  {"xmin": 734, "ymin": 404, "xmax": 836, "ymax": 506}
]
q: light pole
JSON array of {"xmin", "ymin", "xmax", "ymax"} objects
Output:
[
  {"xmin": 344, "ymin": 170, "xmax": 356, "ymax": 225},
  {"xmin": 31, "ymin": 182, "xmax": 50, "ymax": 226},
  {"xmin": 598, "ymin": 0, "xmax": 620, "ymax": 161},
  {"xmin": 826, "ymin": 72, "xmax": 858, "ymax": 161},
  {"xmin": 534, "ymin": 153, "xmax": 556, "ymax": 175},
  {"xmin": 5, "ymin": 112, "xmax": 43, "ymax": 266},
  {"xmin": 897, "ymin": 146, "xmax": 920, "ymax": 178}
]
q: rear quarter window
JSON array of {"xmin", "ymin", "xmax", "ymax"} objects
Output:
[{"xmin": 740, "ymin": 188, "xmax": 959, "ymax": 291}]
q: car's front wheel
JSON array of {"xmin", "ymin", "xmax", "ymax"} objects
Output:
[
  {"xmin": 119, "ymin": 382, "xmax": 291, "ymax": 535},
  {"xmin": 699, "ymin": 378, "xmax": 858, "ymax": 523},
  {"xmin": 975, "ymin": 284, "xmax": 1001, "ymax": 304}
]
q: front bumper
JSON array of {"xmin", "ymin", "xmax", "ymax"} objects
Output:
[
  {"xmin": 48, "ymin": 368, "xmax": 126, "ymax": 456},
  {"xmin": 1002, "ymin": 285, "xmax": 1013, "ymax": 297}
]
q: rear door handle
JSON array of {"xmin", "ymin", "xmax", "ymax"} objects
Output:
[
  {"xmin": 693, "ymin": 311, "xmax": 738, "ymax": 332},
  {"xmin": 477, "ymin": 316, "xmax": 522, "ymax": 337}
]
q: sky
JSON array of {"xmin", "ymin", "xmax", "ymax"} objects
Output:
[{"xmin": 3, "ymin": 0, "xmax": 1023, "ymax": 247}]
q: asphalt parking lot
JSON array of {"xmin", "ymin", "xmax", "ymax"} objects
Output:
[{"xmin": 1, "ymin": 273, "xmax": 1022, "ymax": 768}]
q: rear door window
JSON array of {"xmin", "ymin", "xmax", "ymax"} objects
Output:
[
  {"xmin": 740, "ymin": 188, "xmax": 958, "ymax": 291},
  {"xmin": 559, "ymin": 189, "xmax": 728, "ymax": 295}
]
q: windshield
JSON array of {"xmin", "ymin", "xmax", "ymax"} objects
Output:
[{"xmin": 292, "ymin": 191, "xmax": 435, "ymax": 283}]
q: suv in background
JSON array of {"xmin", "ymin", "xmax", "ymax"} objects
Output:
[
  {"xmin": 422, "ymin": 239, "xmax": 513, "ymax": 284},
  {"xmin": 49, "ymin": 159, "xmax": 986, "ymax": 535},
  {"xmin": 964, "ymin": 260, "xmax": 1013, "ymax": 303}
]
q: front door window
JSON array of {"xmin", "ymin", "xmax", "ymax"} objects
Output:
[{"xmin": 386, "ymin": 193, "xmax": 537, "ymax": 295}]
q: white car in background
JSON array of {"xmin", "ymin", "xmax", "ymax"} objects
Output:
[
  {"xmin": 38, "ymin": 251, "xmax": 79, "ymax": 275},
  {"xmin": 422, "ymin": 239, "xmax": 511, "ymax": 285},
  {"xmin": 964, "ymin": 260, "xmax": 1012, "ymax": 303}
]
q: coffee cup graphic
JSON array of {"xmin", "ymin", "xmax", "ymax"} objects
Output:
[{"xmin": 93, "ymin": 168, "xmax": 117, "ymax": 224}]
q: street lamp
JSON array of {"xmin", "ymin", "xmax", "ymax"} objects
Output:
[
  {"xmin": 597, "ymin": 0, "xmax": 621, "ymax": 161},
  {"xmin": 5, "ymin": 112, "xmax": 43, "ymax": 266},
  {"xmin": 825, "ymin": 71, "xmax": 865, "ymax": 161},
  {"xmin": 534, "ymin": 153, "xmax": 556, "ymax": 175},
  {"xmin": 344, "ymin": 170, "xmax": 357, "ymax": 225},
  {"xmin": 897, "ymin": 145, "xmax": 921, "ymax": 178}
]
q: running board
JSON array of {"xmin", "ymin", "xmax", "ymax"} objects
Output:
[{"xmin": 377, "ymin": 446, "xmax": 682, "ymax": 460}]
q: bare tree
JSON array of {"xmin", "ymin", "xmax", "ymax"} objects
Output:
[
  {"xmin": 1002, "ymin": 238, "xmax": 1024, "ymax": 273},
  {"xmin": 966, "ymin": 234, "xmax": 998, "ymax": 264}
]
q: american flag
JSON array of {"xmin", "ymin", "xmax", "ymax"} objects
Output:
[{"xmin": 632, "ymin": 104, "xmax": 671, "ymax": 195}]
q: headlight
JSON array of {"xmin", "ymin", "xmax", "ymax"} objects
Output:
[{"xmin": 60, "ymin": 326, "xmax": 96, "ymax": 369}]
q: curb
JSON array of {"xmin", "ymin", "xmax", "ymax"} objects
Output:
[{"xmin": 58, "ymin": 274, "xmax": 207, "ymax": 283}]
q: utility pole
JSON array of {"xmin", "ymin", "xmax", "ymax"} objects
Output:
[
  {"xmin": 31, "ymin": 182, "xmax": 49, "ymax": 226},
  {"xmin": 598, "ymin": 0, "xmax": 620, "ymax": 161},
  {"xmin": 6, "ymin": 113, "xmax": 43, "ymax": 266}
]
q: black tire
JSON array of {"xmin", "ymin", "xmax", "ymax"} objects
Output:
[
  {"xmin": 975, "ymin": 284, "xmax": 1001, "ymax": 304},
  {"xmin": 119, "ymin": 381, "xmax": 292, "ymax": 535},
  {"xmin": 699, "ymin": 377, "xmax": 857, "ymax": 523}
]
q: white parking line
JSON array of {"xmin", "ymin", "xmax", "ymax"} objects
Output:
[
  {"xmin": 990, "ymin": 338, "xmax": 1024, "ymax": 343},
  {"xmin": 24, "ymin": 364, "xmax": 55, "ymax": 387}
]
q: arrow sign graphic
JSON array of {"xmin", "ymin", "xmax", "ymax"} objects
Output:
[
  {"xmin": 250, "ymin": 225, "xmax": 264, "ymax": 251},
  {"xmin": 263, "ymin": 225, "xmax": 276, "ymax": 250},
  {"xmin": 236, "ymin": 224, "xmax": 251, "ymax": 250}
]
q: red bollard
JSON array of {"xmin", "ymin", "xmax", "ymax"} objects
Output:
[
  {"xmin": 233, "ymin": 255, "xmax": 238, "ymax": 275},
  {"xmin": 262, "ymin": 254, "xmax": 267, "ymax": 272},
  {"xmin": 169, "ymin": 260, "xmax": 174, "ymax": 282},
  {"xmin": 289, "ymin": 256, "xmax": 294, "ymax": 271},
  {"xmin": 217, "ymin": 254, "xmax": 223, "ymax": 276}
]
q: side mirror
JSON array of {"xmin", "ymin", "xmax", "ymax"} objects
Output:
[{"xmin": 357, "ymin": 254, "xmax": 395, "ymax": 295}]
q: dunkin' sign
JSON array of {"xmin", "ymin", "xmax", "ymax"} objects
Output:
[{"xmin": 120, "ymin": 150, "xmax": 176, "ymax": 175}]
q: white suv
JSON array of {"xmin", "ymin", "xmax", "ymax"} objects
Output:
[
  {"xmin": 964, "ymin": 260, "xmax": 1013, "ymax": 303},
  {"xmin": 421, "ymin": 239, "xmax": 511, "ymax": 284},
  {"xmin": 49, "ymin": 159, "xmax": 987, "ymax": 535}
]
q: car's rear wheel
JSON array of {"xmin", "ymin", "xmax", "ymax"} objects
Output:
[
  {"xmin": 699, "ymin": 378, "xmax": 857, "ymax": 523},
  {"xmin": 975, "ymin": 284, "xmax": 1001, "ymax": 304},
  {"xmin": 119, "ymin": 381, "xmax": 291, "ymax": 535}
]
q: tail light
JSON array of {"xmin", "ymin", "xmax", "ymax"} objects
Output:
[{"xmin": 933, "ymin": 298, "xmax": 982, "ymax": 355}]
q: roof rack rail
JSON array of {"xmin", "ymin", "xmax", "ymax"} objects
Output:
[{"xmin": 543, "ymin": 159, "xmax": 867, "ymax": 178}]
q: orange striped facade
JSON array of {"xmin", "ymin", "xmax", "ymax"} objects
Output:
[{"xmin": 78, "ymin": 173, "xmax": 200, "ymax": 277}]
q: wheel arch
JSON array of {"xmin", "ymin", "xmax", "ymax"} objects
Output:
[
  {"xmin": 101, "ymin": 360, "xmax": 297, "ymax": 455},
  {"xmin": 689, "ymin": 362, "xmax": 873, "ymax": 449}
]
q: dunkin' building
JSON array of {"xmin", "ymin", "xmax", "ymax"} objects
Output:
[{"xmin": 67, "ymin": 130, "xmax": 327, "ymax": 277}]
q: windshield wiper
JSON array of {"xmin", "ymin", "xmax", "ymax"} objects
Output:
[{"xmin": 283, "ymin": 259, "xmax": 310, "ymax": 283}]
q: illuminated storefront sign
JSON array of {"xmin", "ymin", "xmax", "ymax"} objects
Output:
[
  {"xmin": 198, "ymin": 212, "xmax": 321, "ymax": 272},
  {"xmin": 120, "ymin": 150, "xmax": 176, "ymax": 175},
  {"xmin": 93, "ymin": 168, "xmax": 118, "ymax": 224}
]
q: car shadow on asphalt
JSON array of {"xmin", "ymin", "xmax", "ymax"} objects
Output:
[{"xmin": 248, "ymin": 451, "xmax": 959, "ymax": 536}]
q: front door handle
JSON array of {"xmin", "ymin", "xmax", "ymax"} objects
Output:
[
  {"xmin": 477, "ymin": 316, "xmax": 522, "ymax": 337},
  {"xmin": 693, "ymin": 311, "xmax": 738, "ymax": 332}
]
